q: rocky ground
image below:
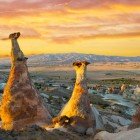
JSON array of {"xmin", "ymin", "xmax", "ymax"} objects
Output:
[
  {"xmin": 0, "ymin": 72, "xmax": 140, "ymax": 139},
  {"xmin": 0, "ymin": 125, "xmax": 88, "ymax": 140}
]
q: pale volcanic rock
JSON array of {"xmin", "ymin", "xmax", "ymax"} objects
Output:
[
  {"xmin": 93, "ymin": 128, "xmax": 140, "ymax": 140},
  {"xmin": 110, "ymin": 115, "xmax": 131, "ymax": 126},
  {"xmin": 0, "ymin": 32, "xmax": 51, "ymax": 130}
]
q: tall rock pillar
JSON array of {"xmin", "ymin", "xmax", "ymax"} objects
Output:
[{"xmin": 0, "ymin": 32, "xmax": 51, "ymax": 130}]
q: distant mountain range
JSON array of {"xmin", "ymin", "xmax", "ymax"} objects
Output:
[{"xmin": 0, "ymin": 53, "xmax": 140, "ymax": 67}]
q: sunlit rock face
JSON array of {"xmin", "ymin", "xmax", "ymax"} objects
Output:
[
  {"xmin": 56, "ymin": 61, "xmax": 95, "ymax": 134},
  {"xmin": 0, "ymin": 32, "xmax": 51, "ymax": 130}
]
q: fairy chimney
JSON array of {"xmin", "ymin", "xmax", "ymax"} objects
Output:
[
  {"xmin": 56, "ymin": 61, "xmax": 95, "ymax": 133},
  {"xmin": 120, "ymin": 84, "xmax": 126, "ymax": 93},
  {"xmin": 0, "ymin": 32, "xmax": 51, "ymax": 130}
]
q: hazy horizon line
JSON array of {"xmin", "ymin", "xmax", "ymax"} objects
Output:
[{"xmin": 0, "ymin": 52, "xmax": 140, "ymax": 58}]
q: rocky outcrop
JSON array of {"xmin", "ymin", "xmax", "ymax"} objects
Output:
[
  {"xmin": 0, "ymin": 32, "xmax": 51, "ymax": 130},
  {"xmin": 120, "ymin": 84, "xmax": 126, "ymax": 93},
  {"xmin": 54, "ymin": 61, "xmax": 96, "ymax": 134},
  {"xmin": 93, "ymin": 128, "xmax": 140, "ymax": 140},
  {"xmin": 0, "ymin": 125, "xmax": 84, "ymax": 140}
]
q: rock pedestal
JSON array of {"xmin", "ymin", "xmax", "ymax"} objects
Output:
[
  {"xmin": 0, "ymin": 32, "xmax": 51, "ymax": 130},
  {"xmin": 56, "ymin": 61, "xmax": 95, "ymax": 134}
]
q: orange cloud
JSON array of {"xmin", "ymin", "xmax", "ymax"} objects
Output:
[
  {"xmin": 51, "ymin": 32, "xmax": 140, "ymax": 44},
  {"xmin": 0, "ymin": 25, "xmax": 40, "ymax": 39},
  {"xmin": 0, "ymin": 0, "xmax": 139, "ymax": 56}
]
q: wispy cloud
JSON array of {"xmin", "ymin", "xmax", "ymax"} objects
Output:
[{"xmin": 0, "ymin": 0, "xmax": 139, "ymax": 56}]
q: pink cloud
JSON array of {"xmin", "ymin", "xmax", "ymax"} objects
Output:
[
  {"xmin": 67, "ymin": 0, "xmax": 140, "ymax": 9},
  {"xmin": 0, "ymin": 0, "xmax": 139, "ymax": 14},
  {"xmin": 0, "ymin": 25, "xmax": 40, "ymax": 39},
  {"xmin": 51, "ymin": 31, "xmax": 140, "ymax": 44},
  {"xmin": 0, "ymin": 0, "xmax": 139, "ymax": 42}
]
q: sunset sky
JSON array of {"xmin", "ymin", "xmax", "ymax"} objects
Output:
[{"xmin": 0, "ymin": 0, "xmax": 140, "ymax": 57}]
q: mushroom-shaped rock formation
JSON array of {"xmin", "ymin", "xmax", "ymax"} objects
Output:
[
  {"xmin": 55, "ymin": 61, "xmax": 96, "ymax": 134},
  {"xmin": 0, "ymin": 32, "xmax": 51, "ymax": 130}
]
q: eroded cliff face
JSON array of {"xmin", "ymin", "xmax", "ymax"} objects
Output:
[
  {"xmin": 0, "ymin": 32, "xmax": 51, "ymax": 130},
  {"xmin": 56, "ymin": 61, "xmax": 95, "ymax": 133}
]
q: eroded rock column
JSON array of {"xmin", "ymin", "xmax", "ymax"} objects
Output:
[
  {"xmin": 0, "ymin": 32, "xmax": 51, "ymax": 130},
  {"xmin": 55, "ymin": 61, "xmax": 95, "ymax": 134}
]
